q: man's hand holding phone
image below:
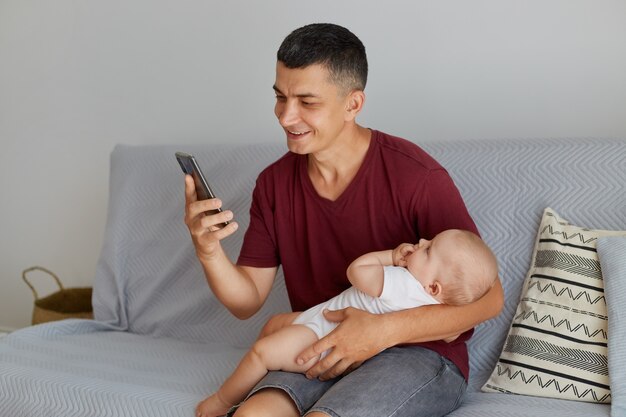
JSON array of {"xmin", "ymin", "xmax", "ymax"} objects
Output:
[
  {"xmin": 177, "ymin": 152, "xmax": 276, "ymax": 320},
  {"xmin": 183, "ymin": 176, "xmax": 238, "ymax": 260}
]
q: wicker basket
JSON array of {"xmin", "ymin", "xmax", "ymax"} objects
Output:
[{"xmin": 22, "ymin": 266, "xmax": 94, "ymax": 325}]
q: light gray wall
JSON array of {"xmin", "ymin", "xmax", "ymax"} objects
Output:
[{"xmin": 1, "ymin": 0, "xmax": 625, "ymax": 330}]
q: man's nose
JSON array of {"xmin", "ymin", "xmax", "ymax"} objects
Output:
[{"xmin": 278, "ymin": 100, "xmax": 300, "ymax": 126}]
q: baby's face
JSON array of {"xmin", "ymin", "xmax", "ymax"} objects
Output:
[
  {"xmin": 405, "ymin": 232, "xmax": 461, "ymax": 288},
  {"xmin": 405, "ymin": 236, "xmax": 446, "ymax": 288}
]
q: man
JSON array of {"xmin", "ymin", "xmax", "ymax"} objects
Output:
[{"xmin": 185, "ymin": 23, "xmax": 503, "ymax": 417}]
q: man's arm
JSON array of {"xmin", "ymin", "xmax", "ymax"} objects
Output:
[
  {"xmin": 197, "ymin": 247, "xmax": 277, "ymax": 319},
  {"xmin": 296, "ymin": 277, "xmax": 504, "ymax": 380},
  {"xmin": 185, "ymin": 175, "xmax": 277, "ymax": 319},
  {"xmin": 385, "ymin": 277, "xmax": 504, "ymax": 344}
]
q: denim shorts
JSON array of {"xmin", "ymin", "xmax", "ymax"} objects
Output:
[{"xmin": 238, "ymin": 346, "xmax": 467, "ymax": 417}]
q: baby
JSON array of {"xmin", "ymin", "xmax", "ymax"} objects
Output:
[{"xmin": 196, "ymin": 229, "xmax": 498, "ymax": 417}]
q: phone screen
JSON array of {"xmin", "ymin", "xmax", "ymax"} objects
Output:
[{"xmin": 175, "ymin": 152, "xmax": 229, "ymax": 228}]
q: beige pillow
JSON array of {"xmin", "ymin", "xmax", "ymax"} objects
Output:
[{"xmin": 482, "ymin": 207, "xmax": 626, "ymax": 403}]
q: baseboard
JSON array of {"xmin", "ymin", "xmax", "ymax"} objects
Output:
[{"xmin": 0, "ymin": 325, "xmax": 17, "ymax": 333}]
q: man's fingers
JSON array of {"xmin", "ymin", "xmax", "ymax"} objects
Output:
[
  {"xmin": 185, "ymin": 177, "xmax": 228, "ymax": 220},
  {"xmin": 184, "ymin": 175, "xmax": 197, "ymax": 203},
  {"xmin": 297, "ymin": 336, "xmax": 333, "ymax": 367},
  {"xmin": 296, "ymin": 308, "xmax": 350, "ymax": 369},
  {"xmin": 319, "ymin": 358, "xmax": 353, "ymax": 381},
  {"xmin": 306, "ymin": 350, "xmax": 355, "ymax": 381},
  {"xmin": 210, "ymin": 221, "xmax": 239, "ymax": 238},
  {"xmin": 187, "ymin": 199, "xmax": 224, "ymax": 222},
  {"xmin": 298, "ymin": 308, "xmax": 350, "ymax": 379},
  {"xmin": 200, "ymin": 210, "xmax": 233, "ymax": 230},
  {"xmin": 303, "ymin": 345, "xmax": 339, "ymax": 379},
  {"xmin": 185, "ymin": 176, "xmax": 234, "ymax": 234}
]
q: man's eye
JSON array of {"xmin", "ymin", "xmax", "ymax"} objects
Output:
[{"xmin": 275, "ymin": 95, "xmax": 286, "ymax": 101}]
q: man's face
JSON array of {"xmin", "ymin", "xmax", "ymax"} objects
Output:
[{"xmin": 273, "ymin": 62, "xmax": 352, "ymax": 155}]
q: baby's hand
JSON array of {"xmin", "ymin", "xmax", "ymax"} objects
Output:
[
  {"xmin": 392, "ymin": 243, "xmax": 415, "ymax": 267},
  {"xmin": 196, "ymin": 392, "xmax": 232, "ymax": 417}
]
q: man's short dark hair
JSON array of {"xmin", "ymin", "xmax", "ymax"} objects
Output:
[{"xmin": 277, "ymin": 23, "xmax": 368, "ymax": 93}]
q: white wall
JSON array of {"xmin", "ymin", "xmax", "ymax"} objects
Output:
[{"xmin": 1, "ymin": 0, "xmax": 625, "ymax": 330}]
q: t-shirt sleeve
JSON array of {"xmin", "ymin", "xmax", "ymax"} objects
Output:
[
  {"xmin": 379, "ymin": 266, "xmax": 439, "ymax": 310},
  {"xmin": 416, "ymin": 169, "xmax": 479, "ymax": 240},
  {"xmin": 237, "ymin": 175, "xmax": 280, "ymax": 268}
]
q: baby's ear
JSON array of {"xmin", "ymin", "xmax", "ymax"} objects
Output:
[{"xmin": 427, "ymin": 282, "xmax": 442, "ymax": 296}]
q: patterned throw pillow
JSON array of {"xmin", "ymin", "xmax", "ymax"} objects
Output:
[{"xmin": 482, "ymin": 208, "xmax": 626, "ymax": 403}]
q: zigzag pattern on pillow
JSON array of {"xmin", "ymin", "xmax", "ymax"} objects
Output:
[{"xmin": 482, "ymin": 208, "xmax": 626, "ymax": 404}]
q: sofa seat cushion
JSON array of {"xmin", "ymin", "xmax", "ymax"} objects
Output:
[
  {"xmin": 0, "ymin": 320, "xmax": 245, "ymax": 416},
  {"xmin": 457, "ymin": 371, "xmax": 609, "ymax": 417}
]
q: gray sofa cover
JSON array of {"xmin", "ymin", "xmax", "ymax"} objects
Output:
[{"xmin": 1, "ymin": 137, "xmax": 624, "ymax": 416}]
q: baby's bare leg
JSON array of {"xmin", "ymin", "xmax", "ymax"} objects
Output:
[
  {"xmin": 257, "ymin": 311, "xmax": 301, "ymax": 339},
  {"xmin": 196, "ymin": 324, "xmax": 319, "ymax": 417}
]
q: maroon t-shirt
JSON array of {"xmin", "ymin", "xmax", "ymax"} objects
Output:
[{"xmin": 238, "ymin": 130, "xmax": 479, "ymax": 380}]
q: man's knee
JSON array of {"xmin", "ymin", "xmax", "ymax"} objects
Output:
[{"xmin": 232, "ymin": 388, "xmax": 299, "ymax": 417}]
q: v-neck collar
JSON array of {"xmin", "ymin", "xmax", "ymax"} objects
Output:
[{"xmin": 299, "ymin": 129, "xmax": 378, "ymax": 209}]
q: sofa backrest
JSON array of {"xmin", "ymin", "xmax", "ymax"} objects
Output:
[
  {"xmin": 93, "ymin": 143, "xmax": 290, "ymax": 348},
  {"xmin": 93, "ymin": 138, "xmax": 626, "ymax": 373},
  {"xmin": 421, "ymin": 138, "xmax": 626, "ymax": 375}
]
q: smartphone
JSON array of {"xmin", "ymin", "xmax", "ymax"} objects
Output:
[{"xmin": 175, "ymin": 151, "xmax": 229, "ymax": 228}]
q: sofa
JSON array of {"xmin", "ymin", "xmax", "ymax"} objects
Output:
[{"xmin": 1, "ymin": 137, "xmax": 624, "ymax": 417}]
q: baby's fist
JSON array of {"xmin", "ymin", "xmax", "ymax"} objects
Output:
[{"xmin": 392, "ymin": 243, "xmax": 414, "ymax": 267}]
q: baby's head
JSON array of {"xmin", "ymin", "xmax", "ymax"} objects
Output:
[{"xmin": 406, "ymin": 229, "xmax": 498, "ymax": 305}]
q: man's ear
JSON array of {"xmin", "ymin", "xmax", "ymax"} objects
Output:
[
  {"xmin": 427, "ymin": 282, "xmax": 442, "ymax": 296},
  {"xmin": 344, "ymin": 90, "xmax": 365, "ymax": 121}
]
